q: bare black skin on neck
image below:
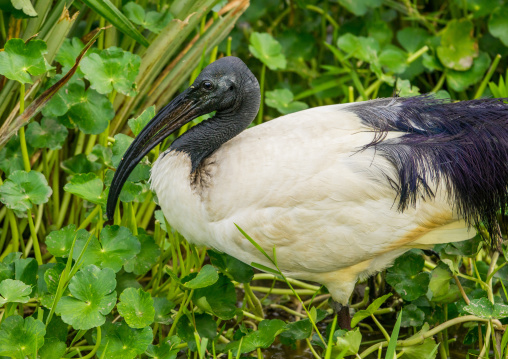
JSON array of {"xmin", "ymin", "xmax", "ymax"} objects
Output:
[
  {"xmin": 170, "ymin": 57, "xmax": 261, "ymax": 172},
  {"xmin": 106, "ymin": 57, "xmax": 260, "ymax": 220}
]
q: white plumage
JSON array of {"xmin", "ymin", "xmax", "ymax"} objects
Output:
[
  {"xmin": 150, "ymin": 103, "xmax": 470, "ymax": 304},
  {"xmin": 108, "ymin": 57, "xmax": 508, "ymax": 320}
]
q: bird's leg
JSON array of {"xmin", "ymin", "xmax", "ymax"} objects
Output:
[{"xmin": 329, "ymin": 299, "xmax": 352, "ymax": 331}]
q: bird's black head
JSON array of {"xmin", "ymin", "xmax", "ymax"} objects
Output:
[
  {"xmin": 186, "ymin": 56, "xmax": 260, "ymax": 116},
  {"xmin": 106, "ymin": 57, "xmax": 260, "ymax": 220}
]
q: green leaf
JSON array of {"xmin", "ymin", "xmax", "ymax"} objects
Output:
[
  {"xmin": 97, "ymin": 320, "xmax": 153, "ymax": 359},
  {"xmin": 55, "ymin": 38, "xmax": 84, "ymax": 73},
  {"xmin": 0, "ymin": 253, "xmax": 19, "ymax": 283},
  {"xmin": 397, "ymin": 79, "xmax": 420, "ymax": 97},
  {"xmin": 66, "ymin": 87, "xmax": 115, "ymax": 134},
  {"xmin": 26, "ymin": 118, "xmax": 68, "ymax": 150},
  {"xmin": 265, "ymin": 89, "xmax": 309, "ymax": 115},
  {"xmin": 399, "ymin": 324, "xmax": 438, "ymax": 359},
  {"xmin": 88, "ymin": 144, "xmax": 113, "ymax": 167},
  {"xmin": 249, "ymin": 32, "xmax": 287, "ymax": 70},
  {"xmin": 14, "ymin": 257, "xmax": 37, "ymax": 289},
  {"xmin": 0, "ymin": 316, "xmax": 45, "ymax": 359},
  {"xmin": 0, "ymin": 38, "xmax": 51, "ymax": 84},
  {"xmin": 337, "ymin": 33, "xmax": 380, "ymax": 63},
  {"xmin": 39, "ymin": 338, "xmax": 67, "ymax": 359},
  {"xmin": 80, "ymin": 0, "xmax": 149, "ymax": 47},
  {"xmin": 386, "ymin": 311, "xmax": 402, "ymax": 359},
  {"xmin": 56, "ymin": 265, "xmax": 117, "ymax": 330},
  {"xmin": 368, "ymin": 21, "xmax": 393, "ymax": 47},
  {"xmin": 154, "ymin": 210, "xmax": 167, "ymax": 231},
  {"xmin": 386, "ymin": 251, "xmax": 430, "ymax": 301},
  {"xmin": 41, "ymin": 77, "xmax": 82, "ymax": 118},
  {"xmin": 115, "ymin": 271, "xmax": 142, "ymax": 294},
  {"xmin": 124, "ymin": 233, "xmax": 160, "ymax": 275},
  {"xmin": 75, "ymin": 225, "xmax": 140, "ymax": 272},
  {"xmin": 379, "ymin": 49, "xmax": 408, "ymax": 74},
  {"xmin": 46, "ymin": 224, "xmax": 90, "ymax": 258},
  {"xmin": 444, "ymin": 234, "xmax": 482, "ymax": 257},
  {"xmin": 428, "ymin": 262, "xmax": 461, "ymax": 303},
  {"xmin": 351, "ymin": 293, "xmax": 392, "ymax": 327},
  {"xmin": 453, "ymin": 0, "xmax": 500, "ymax": 17},
  {"xmin": 145, "ymin": 337, "xmax": 180, "ymax": 359},
  {"xmin": 128, "ymin": 106, "xmax": 155, "ymax": 136},
  {"xmin": 279, "ymin": 319, "xmax": 312, "ymax": 345},
  {"xmin": 463, "ymin": 297, "xmax": 508, "ymax": 319},
  {"xmin": 194, "ymin": 273, "xmax": 237, "ymax": 319},
  {"xmin": 0, "ymin": 0, "xmax": 37, "ymax": 18},
  {"xmin": 119, "ymin": 181, "xmax": 149, "ymax": 203},
  {"xmin": 446, "ymin": 52, "xmax": 491, "ymax": 92},
  {"xmin": 183, "ymin": 264, "xmax": 219, "ymax": 289},
  {"xmin": 397, "ymin": 27, "xmax": 430, "ymax": 53},
  {"xmin": 0, "ymin": 170, "xmax": 52, "ymax": 212},
  {"xmin": 0, "ymin": 279, "xmax": 31, "ymax": 305},
  {"xmin": 226, "ymin": 319, "xmax": 286, "ymax": 355},
  {"xmin": 123, "ymin": 2, "xmax": 173, "ymax": 33},
  {"xmin": 0, "ymin": 135, "xmax": 31, "ymax": 176},
  {"xmin": 111, "ymin": 133, "xmax": 151, "ymax": 181},
  {"xmin": 177, "ymin": 313, "xmax": 217, "ymax": 351},
  {"xmin": 401, "ymin": 304, "xmax": 425, "ymax": 327},
  {"xmin": 437, "ymin": 19, "xmax": 478, "ymax": 71},
  {"xmin": 117, "ymin": 288, "xmax": 155, "ymax": 328},
  {"xmin": 278, "ymin": 30, "xmax": 317, "ymax": 61},
  {"xmin": 337, "ymin": 0, "xmax": 381, "ymax": 15},
  {"xmin": 44, "ymin": 263, "xmax": 66, "ymax": 295},
  {"xmin": 62, "ymin": 154, "xmax": 103, "ymax": 175},
  {"xmin": 488, "ymin": 5, "xmax": 508, "ymax": 47},
  {"xmin": 333, "ymin": 327, "xmax": 362, "ymax": 356},
  {"xmin": 81, "ymin": 47, "xmax": 141, "ymax": 96},
  {"xmin": 64, "ymin": 173, "xmax": 105, "ymax": 205},
  {"xmin": 153, "ymin": 297, "xmax": 175, "ymax": 324},
  {"xmin": 208, "ymin": 249, "xmax": 254, "ymax": 283}
]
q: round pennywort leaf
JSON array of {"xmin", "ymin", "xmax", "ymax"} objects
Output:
[
  {"xmin": 56, "ymin": 265, "xmax": 117, "ymax": 330},
  {"xmin": 117, "ymin": 288, "xmax": 155, "ymax": 328},
  {"xmin": 0, "ymin": 170, "xmax": 52, "ymax": 212}
]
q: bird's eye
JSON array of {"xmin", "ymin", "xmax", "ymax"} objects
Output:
[
  {"xmin": 229, "ymin": 85, "xmax": 235, "ymax": 91},
  {"xmin": 202, "ymin": 81, "xmax": 214, "ymax": 91}
]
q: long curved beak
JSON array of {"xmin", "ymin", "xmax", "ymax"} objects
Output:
[{"xmin": 106, "ymin": 89, "xmax": 198, "ymax": 220}]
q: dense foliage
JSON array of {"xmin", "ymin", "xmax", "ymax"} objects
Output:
[{"xmin": 0, "ymin": 0, "xmax": 508, "ymax": 358}]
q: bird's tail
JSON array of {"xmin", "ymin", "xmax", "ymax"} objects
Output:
[{"xmin": 347, "ymin": 95, "xmax": 508, "ymax": 248}]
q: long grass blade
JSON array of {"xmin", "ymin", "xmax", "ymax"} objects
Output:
[
  {"xmin": 385, "ymin": 311, "xmax": 402, "ymax": 359},
  {"xmin": 81, "ymin": 0, "xmax": 149, "ymax": 47}
]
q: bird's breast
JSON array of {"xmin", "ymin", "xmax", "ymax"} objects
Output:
[{"xmin": 150, "ymin": 150, "xmax": 213, "ymax": 246}]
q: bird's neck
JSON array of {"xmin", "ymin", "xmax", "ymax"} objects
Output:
[{"xmin": 170, "ymin": 98, "xmax": 259, "ymax": 172}]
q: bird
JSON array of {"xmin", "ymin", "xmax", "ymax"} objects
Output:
[{"xmin": 107, "ymin": 56, "xmax": 508, "ymax": 329}]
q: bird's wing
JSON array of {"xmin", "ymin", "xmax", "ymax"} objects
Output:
[{"xmin": 198, "ymin": 104, "xmax": 469, "ymax": 276}]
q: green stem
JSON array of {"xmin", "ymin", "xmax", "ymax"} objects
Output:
[
  {"xmin": 0, "ymin": 10, "xmax": 6, "ymax": 42},
  {"xmin": 256, "ymin": 64, "xmax": 266, "ymax": 125},
  {"xmin": 52, "ymin": 153, "xmax": 60, "ymax": 223},
  {"xmin": 431, "ymin": 71, "xmax": 447, "ymax": 93},
  {"xmin": 77, "ymin": 206, "xmax": 101, "ymax": 230},
  {"xmin": 81, "ymin": 326, "xmax": 101, "ymax": 359},
  {"xmin": 475, "ymin": 54, "xmax": 502, "ymax": 99},
  {"xmin": 359, "ymin": 315, "xmax": 498, "ymax": 358},
  {"xmin": 57, "ymin": 192, "xmax": 72, "ymax": 229},
  {"xmin": 7, "ymin": 210, "xmax": 20, "ymax": 253},
  {"xmin": 305, "ymin": 5, "xmax": 339, "ymax": 29},
  {"xmin": 371, "ymin": 314, "xmax": 391, "ymax": 342},
  {"xmin": 18, "ymin": 83, "xmax": 32, "ymax": 173},
  {"xmin": 406, "ymin": 45, "xmax": 429, "ymax": 64},
  {"xmin": 27, "ymin": 209, "xmax": 42, "ymax": 265},
  {"xmin": 249, "ymin": 286, "xmax": 317, "ymax": 296},
  {"xmin": 252, "ymin": 274, "xmax": 321, "ymax": 291}
]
